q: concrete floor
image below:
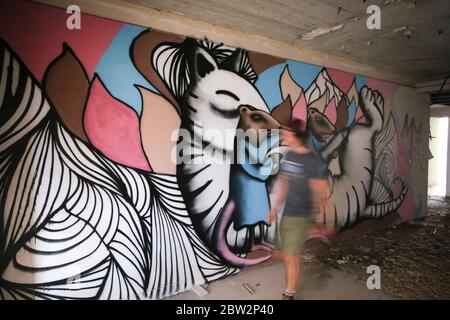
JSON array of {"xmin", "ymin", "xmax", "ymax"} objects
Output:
[
  {"xmin": 167, "ymin": 197, "xmax": 449, "ymax": 300},
  {"xmin": 166, "ymin": 260, "xmax": 394, "ymax": 300}
]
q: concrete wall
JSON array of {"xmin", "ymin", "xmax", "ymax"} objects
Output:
[{"xmin": 0, "ymin": 0, "xmax": 430, "ymax": 299}]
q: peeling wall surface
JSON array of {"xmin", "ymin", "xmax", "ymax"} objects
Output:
[
  {"xmin": 0, "ymin": 0, "xmax": 430, "ymax": 299},
  {"xmin": 121, "ymin": 0, "xmax": 450, "ymax": 83}
]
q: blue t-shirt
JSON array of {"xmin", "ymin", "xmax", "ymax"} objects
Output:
[{"xmin": 280, "ymin": 150, "xmax": 327, "ymax": 217}]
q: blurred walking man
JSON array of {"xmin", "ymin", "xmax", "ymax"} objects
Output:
[{"xmin": 269, "ymin": 119, "xmax": 330, "ymax": 300}]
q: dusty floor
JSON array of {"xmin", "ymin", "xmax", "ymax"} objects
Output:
[
  {"xmin": 312, "ymin": 196, "xmax": 450, "ymax": 299},
  {"xmin": 168, "ymin": 197, "xmax": 450, "ymax": 300},
  {"xmin": 167, "ymin": 260, "xmax": 393, "ymax": 300}
]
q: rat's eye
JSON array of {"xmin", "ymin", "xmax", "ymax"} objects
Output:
[{"xmin": 251, "ymin": 114, "xmax": 263, "ymax": 121}]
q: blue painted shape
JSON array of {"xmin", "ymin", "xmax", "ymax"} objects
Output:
[
  {"xmin": 414, "ymin": 195, "xmax": 422, "ymax": 218},
  {"xmin": 255, "ymin": 60, "xmax": 322, "ymax": 111},
  {"xmin": 355, "ymin": 75, "xmax": 367, "ymax": 91},
  {"xmin": 255, "ymin": 64, "xmax": 285, "ymax": 111},
  {"xmin": 230, "ymin": 168, "xmax": 271, "ymax": 228},
  {"xmin": 94, "ymin": 24, "xmax": 158, "ymax": 115},
  {"xmin": 285, "ymin": 61, "xmax": 323, "ymax": 94},
  {"xmin": 346, "ymin": 98, "xmax": 357, "ymax": 127},
  {"xmin": 230, "ymin": 133, "xmax": 281, "ymax": 228},
  {"xmin": 310, "ymin": 135, "xmax": 326, "ymax": 152}
]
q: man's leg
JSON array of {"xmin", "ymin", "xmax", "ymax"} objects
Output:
[{"xmin": 283, "ymin": 254, "xmax": 300, "ymax": 298}]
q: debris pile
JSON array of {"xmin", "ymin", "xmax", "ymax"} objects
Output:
[{"xmin": 307, "ymin": 197, "xmax": 450, "ymax": 299}]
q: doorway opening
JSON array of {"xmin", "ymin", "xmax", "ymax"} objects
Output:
[{"xmin": 428, "ymin": 117, "xmax": 449, "ymax": 197}]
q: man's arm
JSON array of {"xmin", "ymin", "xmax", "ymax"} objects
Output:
[
  {"xmin": 309, "ymin": 178, "xmax": 334, "ymax": 234},
  {"xmin": 309, "ymin": 178, "xmax": 330, "ymax": 202},
  {"xmin": 309, "ymin": 178, "xmax": 330, "ymax": 221},
  {"xmin": 269, "ymin": 174, "xmax": 289, "ymax": 222}
]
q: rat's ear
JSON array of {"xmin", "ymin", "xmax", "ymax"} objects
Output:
[
  {"xmin": 188, "ymin": 46, "xmax": 218, "ymax": 81},
  {"xmin": 219, "ymin": 49, "xmax": 257, "ymax": 82},
  {"xmin": 220, "ymin": 49, "xmax": 244, "ymax": 73}
]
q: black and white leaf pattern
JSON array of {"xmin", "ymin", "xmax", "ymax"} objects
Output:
[
  {"xmin": 370, "ymin": 113, "xmax": 398, "ymax": 204},
  {"xmin": 0, "ymin": 40, "xmax": 235, "ymax": 300}
]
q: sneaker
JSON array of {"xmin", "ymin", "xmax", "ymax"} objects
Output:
[
  {"xmin": 282, "ymin": 293, "xmax": 294, "ymax": 300},
  {"xmin": 305, "ymin": 232, "xmax": 330, "ymax": 244}
]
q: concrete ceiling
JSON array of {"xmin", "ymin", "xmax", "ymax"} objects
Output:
[{"xmin": 123, "ymin": 0, "xmax": 450, "ymax": 84}]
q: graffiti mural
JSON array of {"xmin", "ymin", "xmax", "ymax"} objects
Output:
[
  {"xmin": 0, "ymin": 0, "xmax": 429, "ymax": 299},
  {"xmin": 275, "ymin": 67, "xmax": 408, "ymax": 228}
]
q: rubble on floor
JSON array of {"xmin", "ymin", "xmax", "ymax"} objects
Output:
[{"xmin": 303, "ymin": 197, "xmax": 450, "ymax": 299}]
